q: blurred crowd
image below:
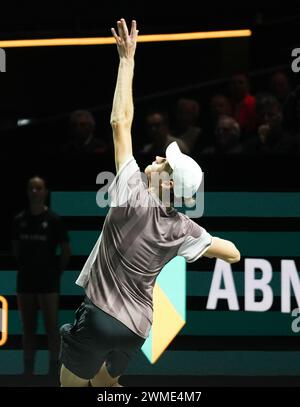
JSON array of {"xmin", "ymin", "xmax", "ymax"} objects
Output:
[{"xmin": 57, "ymin": 70, "xmax": 300, "ymax": 160}]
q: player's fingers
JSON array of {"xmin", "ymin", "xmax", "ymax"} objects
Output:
[
  {"xmin": 111, "ymin": 28, "xmax": 120, "ymax": 43},
  {"xmin": 130, "ymin": 20, "xmax": 138, "ymax": 38},
  {"xmin": 120, "ymin": 18, "xmax": 129, "ymax": 37},
  {"xmin": 116, "ymin": 20, "xmax": 123, "ymax": 37}
]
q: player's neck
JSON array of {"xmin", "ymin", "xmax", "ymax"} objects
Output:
[{"xmin": 148, "ymin": 186, "xmax": 173, "ymax": 211}]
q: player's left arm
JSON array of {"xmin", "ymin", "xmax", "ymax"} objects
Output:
[
  {"xmin": 203, "ymin": 236, "xmax": 240, "ymax": 263},
  {"xmin": 110, "ymin": 19, "xmax": 138, "ymax": 172}
]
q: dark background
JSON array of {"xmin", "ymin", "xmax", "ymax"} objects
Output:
[
  {"xmin": 0, "ymin": 1, "xmax": 299, "ymax": 251},
  {"xmin": 1, "ymin": 2, "xmax": 299, "ymax": 115},
  {"xmin": 0, "ymin": 0, "xmax": 300, "ymax": 387}
]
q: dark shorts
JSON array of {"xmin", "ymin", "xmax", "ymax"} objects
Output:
[
  {"xmin": 59, "ymin": 296, "xmax": 146, "ymax": 380},
  {"xmin": 17, "ymin": 271, "xmax": 60, "ymax": 294}
]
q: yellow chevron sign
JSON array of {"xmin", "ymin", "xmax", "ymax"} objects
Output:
[{"xmin": 141, "ymin": 256, "xmax": 186, "ymax": 363}]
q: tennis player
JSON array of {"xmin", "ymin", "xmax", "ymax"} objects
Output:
[{"xmin": 59, "ymin": 18, "xmax": 240, "ymax": 387}]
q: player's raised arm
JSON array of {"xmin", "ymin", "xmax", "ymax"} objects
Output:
[{"xmin": 110, "ymin": 18, "xmax": 138, "ymax": 172}]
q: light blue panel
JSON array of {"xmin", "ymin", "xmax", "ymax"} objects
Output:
[
  {"xmin": 141, "ymin": 329, "xmax": 152, "ymax": 364},
  {"xmin": 156, "ymin": 256, "xmax": 186, "ymax": 320}
]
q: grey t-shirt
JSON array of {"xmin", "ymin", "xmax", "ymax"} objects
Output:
[{"xmin": 76, "ymin": 156, "xmax": 212, "ymax": 338}]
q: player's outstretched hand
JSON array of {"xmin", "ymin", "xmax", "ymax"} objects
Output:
[{"xmin": 111, "ymin": 18, "xmax": 138, "ymax": 60}]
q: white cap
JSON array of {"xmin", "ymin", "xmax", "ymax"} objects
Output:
[{"xmin": 166, "ymin": 141, "xmax": 202, "ymax": 198}]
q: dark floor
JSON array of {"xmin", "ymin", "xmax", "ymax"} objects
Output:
[{"xmin": 1, "ymin": 374, "xmax": 300, "ymax": 387}]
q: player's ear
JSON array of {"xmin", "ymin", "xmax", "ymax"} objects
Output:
[{"xmin": 184, "ymin": 197, "xmax": 196, "ymax": 208}]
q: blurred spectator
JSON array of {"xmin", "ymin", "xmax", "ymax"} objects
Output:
[
  {"xmin": 201, "ymin": 115, "xmax": 242, "ymax": 155},
  {"xmin": 243, "ymin": 95, "xmax": 296, "ymax": 155},
  {"xmin": 229, "ymin": 73, "xmax": 257, "ymax": 137},
  {"xmin": 269, "ymin": 71, "xmax": 291, "ymax": 106},
  {"xmin": 207, "ymin": 94, "xmax": 233, "ymax": 144},
  {"xmin": 210, "ymin": 94, "xmax": 233, "ymax": 124},
  {"xmin": 61, "ymin": 109, "xmax": 108, "ymax": 156},
  {"xmin": 139, "ymin": 111, "xmax": 188, "ymax": 155},
  {"xmin": 12, "ymin": 176, "xmax": 71, "ymax": 383},
  {"xmin": 173, "ymin": 98, "xmax": 203, "ymax": 153},
  {"xmin": 283, "ymin": 85, "xmax": 300, "ymax": 137}
]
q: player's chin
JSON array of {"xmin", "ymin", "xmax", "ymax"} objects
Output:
[{"xmin": 144, "ymin": 165, "xmax": 152, "ymax": 177}]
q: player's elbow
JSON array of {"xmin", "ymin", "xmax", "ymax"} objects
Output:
[
  {"xmin": 110, "ymin": 118, "xmax": 124, "ymax": 130},
  {"xmin": 110, "ymin": 114, "xmax": 132, "ymax": 130}
]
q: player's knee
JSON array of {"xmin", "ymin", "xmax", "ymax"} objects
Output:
[
  {"xmin": 90, "ymin": 362, "xmax": 119, "ymax": 387},
  {"xmin": 60, "ymin": 364, "xmax": 89, "ymax": 387}
]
